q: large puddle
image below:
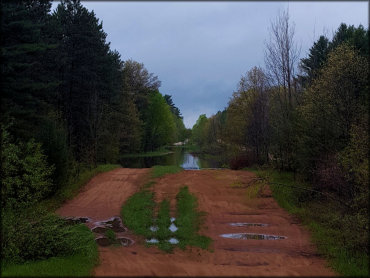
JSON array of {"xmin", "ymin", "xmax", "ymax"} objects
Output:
[
  {"xmin": 221, "ymin": 233, "xmax": 287, "ymax": 240},
  {"xmin": 229, "ymin": 222, "xmax": 268, "ymax": 227}
]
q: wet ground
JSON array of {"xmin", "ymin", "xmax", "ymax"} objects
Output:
[{"xmin": 56, "ymin": 168, "xmax": 336, "ymax": 276}]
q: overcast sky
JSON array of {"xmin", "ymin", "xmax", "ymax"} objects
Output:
[{"xmin": 52, "ymin": 1, "xmax": 368, "ymax": 128}]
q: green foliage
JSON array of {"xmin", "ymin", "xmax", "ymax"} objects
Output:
[
  {"xmin": 1, "ymin": 211, "xmax": 98, "ymax": 277},
  {"xmin": 151, "ymin": 165, "xmax": 183, "ymax": 178},
  {"xmin": 299, "ymin": 23, "xmax": 369, "ymax": 88},
  {"xmin": 143, "ymin": 90, "xmax": 177, "ymax": 151},
  {"xmin": 174, "ymin": 186, "xmax": 212, "ymax": 250},
  {"xmin": 250, "ymin": 168, "xmax": 368, "ymax": 276},
  {"xmin": 298, "ymin": 45, "xmax": 368, "ymax": 182},
  {"xmin": 1, "ymin": 130, "xmax": 54, "ymax": 209},
  {"xmin": 191, "ymin": 114, "xmax": 208, "ymax": 148},
  {"xmin": 121, "ymin": 190, "xmax": 155, "ymax": 237},
  {"xmin": 1, "ymin": 209, "xmax": 97, "ymax": 265}
]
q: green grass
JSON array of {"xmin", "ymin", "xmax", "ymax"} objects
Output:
[
  {"xmin": 174, "ymin": 186, "xmax": 212, "ymax": 250},
  {"xmin": 2, "ymin": 224, "xmax": 98, "ymax": 277},
  {"xmin": 247, "ymin": 167, "xmax": 369, "ymax": 276},
  {"xmin": 151, "ymin": 165, "xmax": 183, "ymax": 178},
  {"xmin": 121, "ymin": 190, "xmax": 155, "ymax": 237},
  {"xmin": 104, "ymin": 228, "xmax": 116, "ymax": 244},
  {"xmin": 2, "ymin": 164, "xmax": 119, "ymax": 277},
  {"xmin": 156, "ymin": 200, "xmax": 172, "ymax": 240},
  {"xmin": 155, "ymin": 200, "xmax": 173, "ymax": 252}
]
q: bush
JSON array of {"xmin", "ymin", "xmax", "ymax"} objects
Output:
[
  {"xmin": 229, "ymin": 152, "xmax": 256, "ymax": 170},
  {"xmin": 1, "ymin": 129, "xmax": 54, "ymax": 209},
  {"xmin": 1, "ymin": 209, "xmax": 95, "ymax": 264}
]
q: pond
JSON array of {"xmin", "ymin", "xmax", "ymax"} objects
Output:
[{"xmin": 119, "ymin": 147, "xmax": 226, "ymax": 169}]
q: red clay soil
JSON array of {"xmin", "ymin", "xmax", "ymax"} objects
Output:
[{"xmin": 56, "ymin": 168, "xmax": 336, "ymax": 277}]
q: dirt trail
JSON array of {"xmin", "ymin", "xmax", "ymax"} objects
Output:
[{"xmin": 57, "ymin": 168, "xmax": 336, "ymax": 276}]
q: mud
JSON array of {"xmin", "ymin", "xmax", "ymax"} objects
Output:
[
  {"xmin": 56, "ymin": 168, "xmax": 336, "ymax": 276},
  {"xmin": 221, "ymin": 233, "xmax": 287, "ymax": 240}
]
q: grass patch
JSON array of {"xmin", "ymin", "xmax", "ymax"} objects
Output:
[
  {"xmin": 156, "ymin": 200, "xmax": 172, "ymax": 241},
  {"xmin": 155, "ymin": 199, "xmax": 173, "ymax": 252},
  {"xmin": 151, "ymin": 165, "xmax": 183, "ymax": 178},
  {"xmin": 121, "ymin": 190, "xmax": 155, "ymax": 238},
  {"xmin": 247, "ymin": 167, "xmax": 369, "ymax": 276},
  {"xmin": 104, "ymin": 228, "xmax": 116, "ymax": 244},
  {"xmin": 174, "ymin": 186, "xmax": 212, "ymax": 250},
  {"xmin": 1, "ymin": 218, "xmax": 98, "ymax": 277}
]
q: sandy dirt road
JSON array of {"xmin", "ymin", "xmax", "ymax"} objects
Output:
[{"xmin": 56, "ymin": 168, "xmax": 336, "ymax": 276}]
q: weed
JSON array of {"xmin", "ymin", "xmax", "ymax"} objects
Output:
[{"xmin": 151, "ymin": 165, "xmax": 183, "ymax": 178}]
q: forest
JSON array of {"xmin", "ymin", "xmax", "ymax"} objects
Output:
[
  {"xmin": 1, "ymin": 0, "xmax": 188, "ymax": 208},
  {"xmin": 1, "ymin": 0, "xmax": 368, "ymax": 276},
  {"xmin": 1, "ymin": 0, "xmax": 188, "ymax": 272}
]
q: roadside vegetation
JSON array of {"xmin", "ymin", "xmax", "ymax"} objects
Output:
[
  {"xmin": 1, "ymin": 163, "xmax": 119, "ymax": 277},
  {"xmin": 1, "ymin": 212, "xmax": 98, "ymax": 277},
  {"xmin": 248, "ymin": 168, "xmax": 368, "ymax": 276}
]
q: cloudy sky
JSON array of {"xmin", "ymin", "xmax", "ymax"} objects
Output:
[{"xmin": 52, "ymin": 1, "xmax": 368, "ymax": 128}]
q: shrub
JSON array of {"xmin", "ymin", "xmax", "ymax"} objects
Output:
[
  {"xmin": 1, "ymin": 130, "xmax": 54, "ymax": 209},
  {"xmin": 1, "ymin": 209, "xmax": 95, "ymax": 264}
]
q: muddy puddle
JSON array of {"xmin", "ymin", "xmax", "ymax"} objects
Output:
[
  {"xmin": 147, "ymin": 217, "xmax": 179, "ymax": 245},
  {"xmin": 229, "ymin": 222, "xmax": 268, "ymax": 227},
  {"xmin": 221, "ymin": 233, "xmax": 286, "ymax": 240},
  {"xmin": 146, "ymin": 238, "xmax": 179, "ymax": 244},
  {"xmin": 93, "ymin": 216, "xmax": 126, "ymax": 233},
  {"xmin": 88, "ymin": 216, "xmax": 134, "ymax": 247}
]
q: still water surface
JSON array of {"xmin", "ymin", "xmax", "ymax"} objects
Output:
[{"xmin": 119, "ymin": 147, "xmax": 225, "ymax": 169}]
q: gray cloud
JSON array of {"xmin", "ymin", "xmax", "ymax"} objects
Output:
[{"xmin": 52, "ymin": 1, "xmax": 367, "ymax": 128}]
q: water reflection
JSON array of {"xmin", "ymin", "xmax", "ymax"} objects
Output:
[
  {"xmin": 119, "ymin": 147, "xmax": 225, "ymax": 169},
  {"xmin": 181, "ymin": 152, "xmax": 200, "ymax": 170}
]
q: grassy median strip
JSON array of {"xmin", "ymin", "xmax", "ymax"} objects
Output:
[
  {"xmin": 156, "ymin": 199, "xmax": 173, "ymax": 252},
  {"xmin": 122, "ymin": 167, "xmax": 211, "ymax": 253},
  {"xmin": 121, "ymin": 190, "xmax": 155, "ymax": 238},
  {"xmin": 175, "ymin": 186, "xmax": 212, "ymax": 250}
]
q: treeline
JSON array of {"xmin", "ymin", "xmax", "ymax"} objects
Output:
[
  {"xmin": 1, "ymin": 0, "xmax": 187, "ymax": 210},
  {"xmin": 191, "ymin": 12, "xmax": 368, "ymax": 256}
]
